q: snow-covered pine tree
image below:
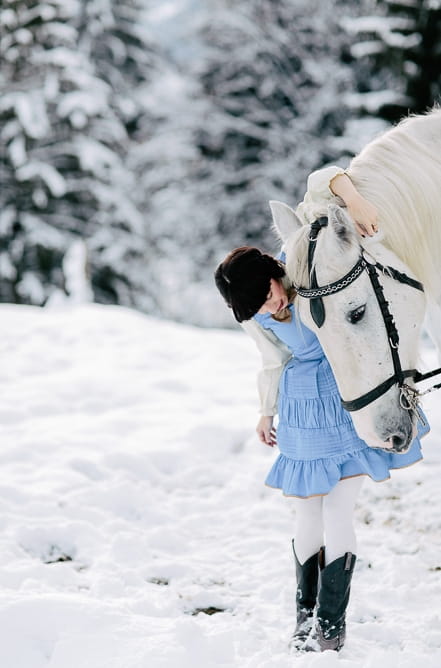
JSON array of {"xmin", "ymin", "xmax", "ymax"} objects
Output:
[
  {"xmin": 134, "ymin": 0, "xmax": 363, "ymax": 324},
  {"xmin": 0, "ymin": 0, "xmax": 152, "ymax": 308},
  {"xmin": 342, "ymin": 0, "xmax": 441, "ymax": 122},
  {"xmin": 73, "ymin": 0, "xmax": 163, "ymax": 311}
]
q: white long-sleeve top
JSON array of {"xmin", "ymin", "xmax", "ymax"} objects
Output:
[{"xmin": 242, "ymin": 165, "xmax": 345, "ymax": 416}]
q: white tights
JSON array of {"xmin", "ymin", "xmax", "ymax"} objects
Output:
[{"xmin": 293, "ymin": 477, "xmax": 363, "ymax": 566}]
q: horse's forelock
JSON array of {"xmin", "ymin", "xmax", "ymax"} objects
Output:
[
  {"xmin": 285, "ymin": 218, "xmax": 359, "ymax": 290},
  {"xmin": 284, "ymin": 225, "xmax": 311, "ymax": 288}
]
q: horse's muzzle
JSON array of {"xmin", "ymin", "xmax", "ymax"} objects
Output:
[{"xmin": 369, "ymin": 398, "xmax": 415, "ymax": 454}]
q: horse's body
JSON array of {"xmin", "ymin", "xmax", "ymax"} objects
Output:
[{"xmin": 271, "ymin": 109, "xmax": 441, "ymax": 454}]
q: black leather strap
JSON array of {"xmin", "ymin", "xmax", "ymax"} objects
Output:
[
  {"xmin": 414, "ymin": 367, "xmax": 441, "ymax": 382},
  {"xmin": 341, "ymin": 369, "xmax": 417, "ymax": 411},
  {"xmin": 373, "ymin": 262, "xmax": 424, "ymax": 293},
  {"xmin": 308, "ymin": 217, "xmax": 328, "ymax": 328}
]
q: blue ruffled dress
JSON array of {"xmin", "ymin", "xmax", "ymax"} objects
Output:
[{"xmin": 253, "ymin": 308, "xmax": 429, "ymax": 499}]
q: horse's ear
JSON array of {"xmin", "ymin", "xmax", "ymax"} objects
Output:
[
  {"xmin": 327, "ymin": 204, "xmax": 358, "ymax": 248},
  {"xmin": 269, "ymin": 200, "xmax": 303, "ymax": 243}
]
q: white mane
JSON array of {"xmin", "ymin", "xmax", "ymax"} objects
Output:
[
  {"xmin": 347, "ymin": 108, "xmax": 441, "ymax": 300},
  {"xmin": 277, "ymin": 109, "xmax": 441, "ymax": 300}
]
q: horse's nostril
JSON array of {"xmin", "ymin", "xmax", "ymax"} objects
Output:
[{"xmin": 391, "ymin": 432, "xmax": 408, "ymax": 452}]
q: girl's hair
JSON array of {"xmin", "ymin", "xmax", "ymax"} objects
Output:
[{"xmin": 214, "ymin": 246, "xmax": 286, "ymax": 322}]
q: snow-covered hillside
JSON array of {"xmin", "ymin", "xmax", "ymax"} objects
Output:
[{"xmin": 0, "ymin": 304, "xmax": 439, "ymax": 668}]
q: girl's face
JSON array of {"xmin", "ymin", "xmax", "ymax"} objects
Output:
[{"xmin": 257, "ymin": 278, "xmax": 288, "ymax": 315}]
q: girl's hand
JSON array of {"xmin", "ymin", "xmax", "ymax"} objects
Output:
[
  {"xmin": 256, "ymin": 415, "xmax": 277, "ymax": 447},
  {"xmin": 330, "ymin": 173, "xmax": 379, "ymax": 237},
  {"xmin": 346, "ymin": 193, "xmax": 379, "ymax": 237}
]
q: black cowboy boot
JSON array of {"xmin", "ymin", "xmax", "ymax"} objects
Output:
[
  {"xmin": 290, "ymin": 540, "xmax": 323, "ymax": 649},
  {"xmin": 316, "ymin": 551, "xmax": 356, "ymax": 652}
]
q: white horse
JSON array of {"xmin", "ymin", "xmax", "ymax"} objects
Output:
[{"xmin": 271, "ymin": 109, "xmax": 441, "ymax": 454}]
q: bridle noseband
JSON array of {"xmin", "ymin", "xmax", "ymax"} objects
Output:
[{"xmin": 294, "ymin": 217, "xmax": 439, "ymax": 421}]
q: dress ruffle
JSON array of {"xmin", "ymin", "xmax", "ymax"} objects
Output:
[{"xmin": 265, "ymin": 438, "xmax": 423, "ymax": 498}]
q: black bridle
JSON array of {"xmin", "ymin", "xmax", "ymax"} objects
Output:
[{"xmin": 294, "ymin": 217, "xmax": 441, "ymax": 418}]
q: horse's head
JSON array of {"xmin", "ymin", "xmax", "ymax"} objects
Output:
[{"xmin": 270, "ymin": 200, "xmax": 427, "ymax": 454}]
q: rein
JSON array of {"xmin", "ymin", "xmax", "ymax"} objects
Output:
[{"xmin": 295, "ymin": 217, "xmax": 441, "ymax": 418}]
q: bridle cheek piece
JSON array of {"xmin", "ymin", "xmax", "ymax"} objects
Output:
[{"xmin": 294, "ymin": 217, "xmax": 439, "ymax": 424}]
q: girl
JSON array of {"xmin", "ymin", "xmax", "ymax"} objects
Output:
[{"xmin": 214, "ymin": 168, "xmax": 429, "ymax": 652}]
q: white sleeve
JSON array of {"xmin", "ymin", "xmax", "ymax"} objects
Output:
[
  {"xmin": 241, "ymin": 319, "xmax": 292, "ymax": 416},
  {"xmin": 295, "ymin": 165, "xmax": 346, "ymax": 224}
]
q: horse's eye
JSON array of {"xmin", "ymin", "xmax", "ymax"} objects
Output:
[{"xmin": 348, "ymin": 305, "xmax": 366, "ymax": 324}]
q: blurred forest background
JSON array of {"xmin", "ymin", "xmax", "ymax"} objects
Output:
[{"xmin": 1, "ymin": 0, "xmax": 440, "ymax": 327}]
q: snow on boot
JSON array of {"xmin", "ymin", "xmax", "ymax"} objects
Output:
[
  {"xmin": 316, "ymin": 551, "xmax": 356, "ymax": 652},
  {"xmin": 289, "ymin": 541, "xmax": 323, "ymax": 650}
]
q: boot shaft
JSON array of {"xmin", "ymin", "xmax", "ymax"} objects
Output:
[
  {"xmin": 291, "ymin": 541, "xmax": 323, "ymax": 648},
  {"xmin": 317, "ymin": 551, "xmax": 356, "ymax": 643},
  {"xmin": 292, "ymin": 540, "xmax": 322, "ymax": 612}
]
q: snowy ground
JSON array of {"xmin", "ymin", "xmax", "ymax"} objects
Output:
[{"xmin": 0, "ymin": 303, "xmax": 440, "ymax": 668}]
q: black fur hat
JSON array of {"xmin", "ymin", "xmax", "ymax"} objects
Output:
[{"xmin": 214, "ymin": 246, "xmax": 285, "ymax": 322}]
